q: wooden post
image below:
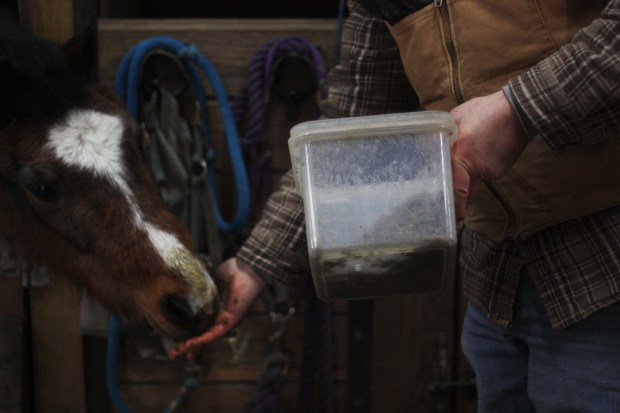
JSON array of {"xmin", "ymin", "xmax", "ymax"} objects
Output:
[
  {"xmin": 19, "ymin": 0, "xmax": 75, "ymax": 43},
  {"xmin": 29, "ymin": 278, "xmax": 87, "ymax": 413},
  {"xmin": 0, "ymin": 277, "xmax": 24, "ymax": 413},
  {"xmin": 16, "ymin": 2, "xmax": 97, "ymax": 412},
  {"xmin": 371, "ymin": 291, "xmax": 456, "ymax": 413}
]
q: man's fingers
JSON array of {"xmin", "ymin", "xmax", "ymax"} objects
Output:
[
  {"xmin": 168, "ymin": 313, "xmax": 239, "ymax": 359},
  {"xmin": 168, "ymin": 329, "xmax": 221, "ymax": 359}
]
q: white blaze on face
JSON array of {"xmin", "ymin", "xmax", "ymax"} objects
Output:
[{"xmin": 46, "ymin": 109, "xmax": 216, "ymax": 310}]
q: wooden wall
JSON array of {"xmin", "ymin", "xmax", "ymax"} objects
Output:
[
  {"xmin": 0, "ymin": 277, "xmax": 24, "ymax": 413},
  {"xmin": 97, "ymin": 18, "xmax": 339, "ymax": 213}
]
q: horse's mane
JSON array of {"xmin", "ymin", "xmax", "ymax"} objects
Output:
[{"xmin": 0, "ymin": 10, "xmax": 88, "ymax": 127}]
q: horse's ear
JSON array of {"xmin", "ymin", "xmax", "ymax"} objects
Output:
[
  {"xmin": 60, "ymin": 29, "xmax": 97, "ymax": 81},
  {"xmin": 0, "ymin": 55, "xmax": 15, "ymax": 121},
  {"xmin": 0, "ymin": 9, "xmax": 18, "ymax": 84},
  {"xmin": 0, "ymin": 55, "xmax": 9, "ymax": 76},
  {"xmin": 0, "ymin": 13, "xmax": 89, "ymax": 125},
  {"xmin": 0, "ymin": 15, "xmax": 28, "ymax": 121}
]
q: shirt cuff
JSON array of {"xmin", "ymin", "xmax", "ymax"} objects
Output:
[{"xmin": 502, "ymin": 84, "xmax": 538, "ymax": 141}]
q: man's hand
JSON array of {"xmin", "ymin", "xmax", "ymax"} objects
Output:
[
  {"xmin": 169, "ymin": 257, "xmax": 266, "ymax": 359},
  {"xmin": 450, "ymin": 90, "xmax": 529, "ymax": 229}
]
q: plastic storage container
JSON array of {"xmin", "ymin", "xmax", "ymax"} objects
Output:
[{"xmin": 289, "ymin": 111, "xmax": 458, "ymax": 301}]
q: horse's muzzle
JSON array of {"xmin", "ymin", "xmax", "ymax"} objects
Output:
[{"xmin": 160, "ymin": 293, "xmax": 216, "ymax": 336}]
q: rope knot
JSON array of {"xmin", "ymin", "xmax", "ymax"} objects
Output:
[{"xmin": 179, "ymin": 44, "xmax": 199, "ymax": 61}]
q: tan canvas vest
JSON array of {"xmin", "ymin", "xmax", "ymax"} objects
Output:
[{"xmin": 388, "ymin": 0, "xmax": 620, "ymax": 241}]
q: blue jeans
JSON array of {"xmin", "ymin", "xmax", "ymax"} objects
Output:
[{"xmin": 461, "ymin": 274, "xmax": 620, "ymax": 412}]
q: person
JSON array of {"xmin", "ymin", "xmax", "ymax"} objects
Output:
[{"xmin": 172, "ymin": 0, "xmax": 620, "ymax": 411}]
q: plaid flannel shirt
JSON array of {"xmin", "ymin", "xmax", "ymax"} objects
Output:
[{"xmin": 238, "ymin": 0, "xmax": 620, "ymax": 330}]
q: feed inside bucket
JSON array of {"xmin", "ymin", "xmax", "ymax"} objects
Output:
[{"xmin": 289, "ymin": 111, "xmax": 458, "ymax": 301}]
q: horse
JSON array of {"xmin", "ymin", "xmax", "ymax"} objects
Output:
[{"xmin": 0, "ymin": 12, "xmax": 219, "ymax": 340}]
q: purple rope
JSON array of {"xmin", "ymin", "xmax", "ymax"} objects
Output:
[
  {"xmin": 234, "ymin": 36, "xmax": 333, "ymax": 412},
  {"xmin": 231, "ymin": 35, "xmax": 327, "ymax": 216},
  {"xmin": 243, "ymin": 367, "xmax": 287, "ymax": 413},
  {"xmin": 263, "ymin": 36, "xmax": 327, "ymax": 97},
  {"xmin": 300, "ymin": 276, "xmax": 334, "ymax": 413}
]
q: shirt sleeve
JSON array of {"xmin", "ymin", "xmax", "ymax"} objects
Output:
[
  {"xmin": 321, "ymin": 0, "xmax": 420, "ymax": 119},
  {"xmin": 236, "ymin": 0, "xmax": 419, "ymax": 285},
  {"xmin": 508, "ymin": 0, "xmax": 620, "ymax": 151},
  {"xmin": 236, "ymin": 170, "xmax": 308, "ymax": 285}
]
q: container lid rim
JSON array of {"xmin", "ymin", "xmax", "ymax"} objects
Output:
[{"xmin": 289, "ymin": 111, "xmax": 457, "ymax": 146}]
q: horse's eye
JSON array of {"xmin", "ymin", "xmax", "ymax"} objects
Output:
[{"xmin": 28, "ymin": 181, "xmax": 61, "ymax": 202}]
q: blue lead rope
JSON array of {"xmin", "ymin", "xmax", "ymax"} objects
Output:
[
  {"xmin": 115, "ymin": 35, "xmax": 250, "ymax": 236},
  {"xmin": 107, "ymin": 314, "xmax": 201, "ymax": 413},
  {"xmin": 106, "ymin": 314, "xmax": 133, "ymax": 413}
]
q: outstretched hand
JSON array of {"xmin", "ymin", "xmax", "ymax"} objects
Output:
[
  {"xmin": 450, "ymin": 90, "xmax": 530, "ymax": 230},
  {"xmin": 169, "ymin": 257, "xmax": 266, "ymax": 359}
]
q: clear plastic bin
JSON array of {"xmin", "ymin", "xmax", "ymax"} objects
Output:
[{"xmin": 289, "ymin": 111, "xmax": 458, "ymax": 301}]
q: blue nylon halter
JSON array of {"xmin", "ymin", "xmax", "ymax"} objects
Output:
[{"xmin": 115, "ymin": 35, "xmax": 250, "ymax": 236}]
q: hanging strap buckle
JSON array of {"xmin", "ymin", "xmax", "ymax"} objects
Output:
[
  {"xmin": 268, "ymin": 304, "xmax": 295, "ymax": 347},
  {"xmin": 164, "ymin": 360, "xmax": 201, "ymax": 413},
  {"xmin": 262, "ymin": 350, "xmax": 290, "ymax": 375}
]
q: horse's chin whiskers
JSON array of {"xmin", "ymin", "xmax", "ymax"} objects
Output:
[{"xmin": 142, "ymin": 310, "xmax": 172, "ymax": 337}]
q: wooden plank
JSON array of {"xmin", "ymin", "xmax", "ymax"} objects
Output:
[
  {"xmin": 347, "ymin": 300, "xmax": 373, "ymax": 413},
  {"xmin": 21, "ymin": 0, "xmax": 98, "ymax": 42},
  {"xmin": 29, "ymin": 278, "xmax": 87, "ymax": 413},
  {"xmin": 96, "ymin": 300, "xmax": 348, "ymax": 412},
  {"xmin": 371, "ymin": 290, "xmax": 456, "ymax": 413},
  {"xmin": 97, "ymin": 18, "xmax": 338, "ymax": 95},
  {"xmin": 202, "ymin": 97, "xmax": 307, "ymax": 172},
  {"xmin": 117, "ymin": 311, "xmax": 348, "ymax": 383},
  {"xmin": 0, "ymin": 277, "xmax": 23, "ymax": 413},
  {"xmin": 0, "ymin": 277, "xmax": 22, "ymax": 313},
  {"xmin": 82, "ymin": 336, "xmax": 112, "ymax": 413},
  {"xmin": 13, "ymin": 4, "xmax": 97, "ymax": 413},
  {"xmin": 20, "ymin": 0, "xmax": 74, "ymax": 43},
  {"xmin": 0, "ymin": 316, "xmax": 22, "ymax": 413},
  {"xmin": 114, "ymin": 381, "xmax": 347, "ymax": 413}
]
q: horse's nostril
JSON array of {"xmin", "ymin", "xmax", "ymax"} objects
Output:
[{"xmin": 161, "ymin": 294, "xmax": 196, "ymax": 328}]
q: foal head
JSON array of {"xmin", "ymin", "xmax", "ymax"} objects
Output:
[{"xmin": 0, "ymin": 13, "xmax": 218, "ymax": 339}]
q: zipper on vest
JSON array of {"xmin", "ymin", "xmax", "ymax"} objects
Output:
[
  {"xmin": 483, "ymin": 182, "xmax": 519, "ymax": 240},
  {"xmin": 435, "ymin": 0, "xmax": 465, "ymax": 104}
]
